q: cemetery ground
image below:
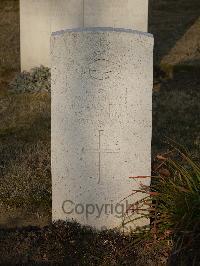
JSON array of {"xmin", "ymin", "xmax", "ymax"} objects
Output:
[
  {"xmin": 0, "ymin": 67, "xmax": 199, "ymax": 265},
  {"xmin": 0, "ymin": 0, "xmax": 200, "ymax": 265}
]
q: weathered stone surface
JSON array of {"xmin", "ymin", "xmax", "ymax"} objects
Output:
[
  {"xmin": 51, "ymin": 28, "xmax": 153, "ymax": 230},
  {"xmin": 20, "ymin": 0, "xmax": 148, "ymax": 70}
]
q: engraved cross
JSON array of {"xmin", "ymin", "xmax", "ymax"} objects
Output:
[{"xmin": 85, "ymin": 130, "xmax": 120, "ymax": 184}]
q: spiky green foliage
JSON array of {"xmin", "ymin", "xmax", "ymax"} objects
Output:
[
  {"xmin": 155, "ymin": 154, "xmax": 199, "ymax": 236},
  {"xmin": 126, "ymin": 147, "xmax": 200, "ymax": 264}
]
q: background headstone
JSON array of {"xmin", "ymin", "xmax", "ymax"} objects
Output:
[
  {"xmin": 20, "ymin": 0, "xmax": 148, "ymax": 70},
  {"xmin": 84, "ymin": 0, "xmax": 148, "ymax": 31},
  {"xmin": 51, "ymin": 28, "xmax": 153, "ymax": 230},
  {"xmin": 20, "ymin": 0, "xmax": 83, "ymax": 70}
]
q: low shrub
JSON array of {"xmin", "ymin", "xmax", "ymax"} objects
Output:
[{"xmin": 9, "ymin": 66, "xmax": 50, "ymax": 93}]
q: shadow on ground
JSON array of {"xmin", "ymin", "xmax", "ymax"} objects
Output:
[
  {"xmin": 149, "ymin": 0, "xmax": 200, "ymax": 65},
  {"xmin": 0, "ymin": 221, "xmax": 170, "ymax": 265}
]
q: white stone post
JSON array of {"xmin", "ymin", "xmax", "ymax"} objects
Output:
[
  {"xmin": 20, "ymin": 0, "xmax": 148, "ymax": 70},
  {"xmin": 51, "ymin": 28, "xmax": 153, "ymax": 230}
]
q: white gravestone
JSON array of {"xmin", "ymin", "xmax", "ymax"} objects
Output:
[
  {"xmin": 20, "ymin": 0, "xmax": 148, "ymax": 70},
  {"xmin": 51, "ymin": 28, "xmax": 154, "ymax": 230},
  {"xmin": 20, "ymin": 0, "xmax": 83, "ymax": 70},
  {"xmin": 84, "ymin": 0, "xmax": 148, "ymax": 31}
]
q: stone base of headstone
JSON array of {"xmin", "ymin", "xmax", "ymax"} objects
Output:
[{"xmin": 51, "ymin": 28, "xmax": 153, "ymax": 231}]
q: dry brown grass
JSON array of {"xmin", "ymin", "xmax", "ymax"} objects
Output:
[
  {"xmin": 0, "ymin": 90, "xmax": 51, "ymax": 223},
  {"xmin": 0, "ymin": 0, "xmax": 20, "ymax": 75},
  {"xmin": 0, "ymin": 141, "xmax": 51, "ymax": 208}
]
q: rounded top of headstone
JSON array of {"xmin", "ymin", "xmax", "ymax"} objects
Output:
[{"xmin": 51, "ymin": 27, "xmax": 153, "ymax": 40}]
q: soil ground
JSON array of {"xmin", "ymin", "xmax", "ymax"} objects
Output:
[{"xmin": 0, "ymin": 0, "xmax": 200, "ymax": 265}]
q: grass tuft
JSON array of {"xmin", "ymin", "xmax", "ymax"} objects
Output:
[{"xmin": 126, "ymin": 145, "xmax": 200, "ymax": 264}]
